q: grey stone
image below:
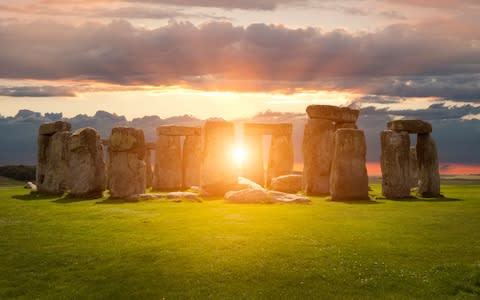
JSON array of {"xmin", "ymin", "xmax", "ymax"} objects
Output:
[
  {"xmin": 153, "ymin": 135, "xmax": 182, "ymax": 191},
  {"xmin": 166, "ymin": 192, "xmax": 202, "ymax": 202},
  {"xmin": 224, "ymin": 188, "xmax": 311, "ymax": 204},
  {"xmin": 156, "ymin": 125, "xmax": 201, "ymax": 136},
  {"xmin": 302, "ymin": 118, "xmax": 335, "ymax": 195},
  {"xmin": 24, "ymin": 181, "xmax": 37, "ymax": 191},
  {"xmin": 237, "ymin": 177, "xmax": 264, "ymax": 190},
  {"xmin": 335, "ymin": 122, "xmax": 357, "ymax": 130},
  {"xmin": 270, "ymin": 174, "xmax": 303, "ymax": 194},
  {"xmin": 306, "ymin": 105, "xmax": 359, "ymax": 123},
  {"xmin": 39, "ymin": 121, "xmax": 71, "ymax": 136},
  {"xmin": 387, "ymin": 120, "xmax": 432, "ymax": 134},
  {"xmin": 182, "ymin": 135, "xmax": 201, "ymax": 189},
  {"xmin": 380, "ymin": 130, "xmax": 411, "ymax": 199},
  {"xmin": 416, "ymin": 133, "xmax": 441, "ymax": 197},
  {"xmin": 68, "ymin": 127, "xmax": 105, "ymax": 198},
  {"xmin": 244, "ymin": 123, "xmax": 292, "ymax": 136},
  {"xmin": 330, "ymin": 129, "xmax": 369, "ymax": 201},
  {"xmin": 200, "ymin": 120, "xmax": 237, "ymax": 196},
  {"xmin": 241, "ymin": 134, "xmax": 264, "ymax": 186},
  {"xmin": 267, "ymin": 135, "xmax": 294, "ymax": 186},
  {"xmin": 37, "ymin": 129, "xmax": 71, "ymax": 194},
  {"xmin": 107, "ymin": 127, "xmax": 146, "ymax": 198}
]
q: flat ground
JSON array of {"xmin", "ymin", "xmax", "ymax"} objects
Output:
[{"xmin": 1, "ymin": 178, "xmax": 479, "ymax": 299}]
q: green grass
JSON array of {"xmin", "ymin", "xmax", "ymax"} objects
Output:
[{"xmin": 1, "ymin": 182, "xmax": 480, "ymax": 299}]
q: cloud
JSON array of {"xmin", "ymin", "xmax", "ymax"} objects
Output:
[
  {"xmin": 0, "ymin": 20, "xmax": 479, "ymax": 101},
  {"xmin": 0, "ymin": 86, "xmax": 76, "ymax": 97},
  {"xmin": 362, "ymin": 103, "xmax": 480, "ymax": 120}
]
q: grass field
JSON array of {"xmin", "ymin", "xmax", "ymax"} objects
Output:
[{"xmin": 1, "ymin": 180, "xmax": 480, "ymax": 299}]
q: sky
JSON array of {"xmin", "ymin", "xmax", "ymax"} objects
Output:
[{"xmin": 0, "ymin": 0, "xmax": 480, "ymax": 120}]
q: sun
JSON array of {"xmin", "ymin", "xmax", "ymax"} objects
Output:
[{"xmin": 233, "ymin": 145, "xmax": 247, "ymax": 168}]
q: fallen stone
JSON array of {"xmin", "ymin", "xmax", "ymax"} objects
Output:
[
  {"xmin": 270, "ymin": 174, "xmax": 302, "ymax": 194},
  {"xmin": 237, "ymin": 176, "xmax": 264, "ymax": 190},
  {"xmin": 380, "ymin": 130, "xmax": 411, "ymax": 199},
  {"xmin": 330, "ymin": 129, "xmax": 369, "ymax": 201},
  {"xmin": 416, "ymin": 133, "xmax": 441, "ymax": 197},
  {"xmin": 302, "ymin": 118, "xmax": 335, "ymax": 195},
  {"xmin": 387, "ymin": 120, "xmax": 432, "ymax": 134},
  {"xmin": 156, "ymin": 125, "xmax": 201, "ymax": 136},
  {"xmin": 306, "ymin": 105, "xmax": 359, "ymax": 123},
  {"xmin": 244, "ymin": 123, "xmax": 292, "ymax": 136},
  {"xmin": 224, "ymin": 188, "xmax": 311, "ymax": 204},
  {"xmin": 166, "ymin": 192, "xmax": 202, "ymax": 202}
]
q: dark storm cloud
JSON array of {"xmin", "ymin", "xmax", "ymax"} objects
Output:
[
  {"xmin": 0, "ymin": 86, "xmax": 76, "ymax": 97},
  {"xmin": 0, "ymin": 20, "xmax": 480, "ymax": 100},
  {"xmin": 361, "ymin": 103, "xmax": 480, "ymax": 120}
]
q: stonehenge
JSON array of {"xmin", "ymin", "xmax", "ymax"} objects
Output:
[
  {"xmin": 303, "ymin": 105, "xmax": 368, "ymax": 199},
  {"xmin": 37, "ymin": 121, "xmax": 72, "ymax": 194},
  {"xmin": 380, "ymin": 120, "xmax": 441, "ymax": 198},
  {"xmin": 68, "ymin": 127, "xmax": 105, "ymax": 197},
  {"xmin": 243, "ymin": 123, "xmax": 294, "ymax": 186},
  {"xmin": 34, "ymin": 106, "xmax": 444, "ymax": 202}
]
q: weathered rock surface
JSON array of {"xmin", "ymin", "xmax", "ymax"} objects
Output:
[
  {"xmin": 330, "ymin": 129, "xmax": 369, "ymax": 201},
  {"xmin": 154, "ymin": 135, "xmax": 182, "ymax": 190},
  {"xmin": 267, "ymin": 135, "xmax": 294, "ymax": 185},
  {"xmin": 156, "ymin": 125, "xmax": 201, "ymax": 136},
  {"xmin": 182, "ymin": 135, "xmax": 201, "ymax": 189},
  {"xmin": 306, "ymin": 105, "xmax": 359, "ymax": 123},
  {"xmin": 109, "ymin": 127, "xmax": 145, "ymax": 157},
  {"xmin": 166, "ymin": 192, "xmax": 202, "ymax": 202},
  {"xmin": 335, "ymin": 122, "xmax": 357, "ymax": 130},
  {"xmin": 270, "ymin": 174, "xmax": 302, "ymax": 194},
  {"xmin": 237, "ymin": 177, "xmax": 264, "ymax": 190},
  {"xmin": 416, "ymin": 133, "xmax": 441, "ymax": 197},
  {"xmin": 242, "ymin": 134, "xmax": 264, "ymax": 186},
  {"xmin": 38, "ymin": 121, "xmax": 71, "ymax": 136},
  {"xmin": 387, "ymin": 120, "xmax": 432, "ymax": 134},
  {"xmin": 200, "ymin": 120, "xmax": 237, "ymax": 195},
  {"xmin": 224, "ymin": 188, "xmax": 310, "ymax": 204},
  {"xmin": 409, "ymin": 147, "xmax": 419, "ymax": 188},
  {"xmin": 302, "ymin": 119, "xmax": 335, "ymax": 195},
  {"xmin": 68, "ymin": 127, "xmax": 105, "ymax": 198},
  {"xmin": 380, "ymin": 130, "xmax": 411, "ymax": 199},
  {"xmin": 37, "ymin": 122, "xmax": 72, "ymax": 194},
  {"xmin": 244, "ymin": 123, "xmax": 292, "ymax": 136},
  {"xmin": 107, "ymin": 127, "xmax": 146, "ymax": 198}
]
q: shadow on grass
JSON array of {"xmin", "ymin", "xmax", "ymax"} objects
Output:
[
  {"xmin": 330, "ymin": 199, "xmax": 383, "ymax": 205},
  {"xmin": 390, "ymin": 196, "xmax": 462, "ymax": 202},
  {"xmin": 12, "ymin": 191, "xmax": 63, "ymax": 201},
  {"xmin": 95, "ymin": 198, "xmax": 139, "ymax": 205},
  {"xmin": 53, "ymin": 194, "xmax": 104, "ymax": 204}
]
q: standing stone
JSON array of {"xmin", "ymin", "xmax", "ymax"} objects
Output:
[
  {"xmin": 242, "ymin": 134, "xmax": 264, "ymax": 186},
  {"xmin": 409, "ymin": 147, "xmax": 419, "ymax": 188},
  {"xmin": 144, "ymin": 149, "xmax": 153, "ymax": 188},
  {"xmin": 306, "ymin": 105, "xmax": 359, "ymax": 123},
  {"xmin": 267, "ymin": 135, "xmax": 294, "ymax": 186},
  {"xmin": 183, "ymin": 135, "xmax": 202, "ymax": 189},
  {"xmin": 154, "ymin": 135, "xmax": 182, "ymax": 191},
  {"xmin": 36, "ymin": 121, "xmax": 72, "ymax": 194},
  {"xmin": 330, "ymin": 129, "xmax": 369, "ymax": 201},
  {"xmin": 108, "ymin": 127, "xmax": 146, "ymax": 198},
  {"xmin": 380, "ymin": 130, "xmax": 411, "ymax": 199},
  {"xmin": 387, "ymin": 120, "xmax": 432, "ymax": 134},
  {"xmin": 302, "ymin": 119, "xmax": 335, "ymax": 195},
  {"xmin": 416, "ymin": 133, "xmax": 441, "ymax": 197},
  {"xmin": 200, "ymin": 120, "xmax": 237, "ymax": 195},
  {"xmin": 68, "ymin": 127, "xmax": 105, "ymax": 198}
]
